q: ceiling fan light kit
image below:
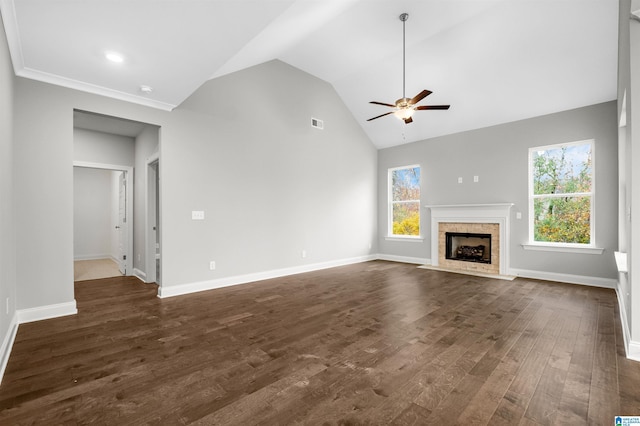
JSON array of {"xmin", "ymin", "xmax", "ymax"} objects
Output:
[{"xmin": 367, "ymin": 12, "xmax": 450, "ymax": 124}]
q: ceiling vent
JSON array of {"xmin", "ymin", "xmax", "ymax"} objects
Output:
[{"xmin": 311, "ymin": 118, "xmax": 324, "ymax": 129}]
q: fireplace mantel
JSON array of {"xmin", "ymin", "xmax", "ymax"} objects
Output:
[
  {"xmin": 425, "ymin": 203, "xmax": 514, "ymax": 276},
  {"xmin": 426, "ymin": 203, "xmax": 514, "ymax": 217}
]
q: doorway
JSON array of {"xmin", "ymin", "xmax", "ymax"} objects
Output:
[
  {"xmin": 73, "ymin": 109, "xmax": 161, "ymax": 288},
  {"xmin": 73, "ymin": 163, "xmax": 133, "ymax": 281}
]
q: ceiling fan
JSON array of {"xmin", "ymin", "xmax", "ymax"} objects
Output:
[{"xmin": 367, "ymin": 13, "xmax": 450, "ymax": 124}]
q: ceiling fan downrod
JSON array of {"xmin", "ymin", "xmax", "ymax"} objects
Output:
[{"xmin": 400, "ymin": 13, "xmax": 408, "ymax": 101}]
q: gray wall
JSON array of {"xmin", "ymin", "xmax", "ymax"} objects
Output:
[
  {"xmin": 163, "ymin": 60, "xmax": 377, "ymax": 285},
  {"xmin": 378, "ymin": 101, "xmax": 618, "ymax": 280},
  {"xmin": 73, "ymin": 168, "xmax": 114, "ymax": 260},
  {"xmin": 73, "ymin": 128, "xmax": 135, "ymax": 167},
  {"xmin": 12, "ymin": 59, "xmax": 377, "ymax": 312},
  {"xmin": 0, "ymin": 10, "xmax": 17, "ymax": 365}
]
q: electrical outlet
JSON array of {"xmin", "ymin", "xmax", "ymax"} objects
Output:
[
  {"xmin": 301, "ymin": 250, "xmax": 307, "ymax": 258},
  {"xmin": 192, "ymin": 211, "xmax": 205, "ymax": 220},
  {"xmin": 137, "ymin": 253, "xmax": 141, "ymax": 262},
  {"xmin": 458, "ymin": 177, "xmax": 463, "ymax": 184},
  {"xmin": 474, "ymin": 175, "xmax": 479, "ymax": 183},
  {"xmin": 209, "ymin": 261, "xmax": 216, "ymax": 270}
]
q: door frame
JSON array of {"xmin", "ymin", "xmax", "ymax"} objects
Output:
[
  {"xmin": 145, "ymin": 153, "xmax": 160, "ymax": 284},
  {"xmin": 73, "ymin": 161, "xmax": 134, "ymax": 276}
]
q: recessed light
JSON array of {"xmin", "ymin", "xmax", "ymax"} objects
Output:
[{"xmin": 105, "ymin": 51, "xmax": 124, "ymax": 63}]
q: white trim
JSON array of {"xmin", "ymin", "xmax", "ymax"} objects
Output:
[
  {"xmin": 73, "ymin": 162, "xmax": 134, "ymax": 277},
  {"xmin": 628, "ymin": 341, "xmax": 640, "ymax": 362},
  {"xmin": 17, "ymin": 301, "xmax": 78, "ymax": 324},
  {"xmin": 384, "ymin": 236, "xmax": 424, "ymax": 243},
  {"xmin": 615, "ymin": 282, "xmax": 633, "ymax": 360},
  {"xmin": 19, "ymin": 67, "xmax": 175, "ymax": 111},
  {"xmin": 158, "ymin": 255, "xmax": 376, "ymax": 298},
  {"xmin": 0, "ymin": 313, "xmax": 18, "ymax": 385},
  {"xmin": 377, "ymin": 254, "xmax": 428, "ymax": 265},
  {"xmin": 510, "ymin": 268, "xmax": 616, "ymax": 289},
  {"xmin": 0, "ymin": 0, "xmax": 24, "ymax": 74},
  {"xmin": 426, "ymin": 203, "xmax": 513, "ymax": 276},
  {"xmin": 145, "ymin": 154, "xmax": 160, "ymax": 285},
  {"xmin": 521, "ymin": 244, "xmax": 605, "ymax": 255},
  {"xmin": 615, "ymin": 251, "xmax": 629, "ymax": 273},
  {"xmin": 133, "ymin": 268, "xmax": 147, "ymax": 282},
  {"xmin": 73, "ymin": 254, "xmax": 112, "ymax": 261}
]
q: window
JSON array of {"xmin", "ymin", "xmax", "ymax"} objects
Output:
[
  {"xmin": 529, "ymin": 140, "xmax": 594, "ymax": 246},
  {"xmin": 389, "ymin": 165, "xmax": 421, "ymax": 237}
]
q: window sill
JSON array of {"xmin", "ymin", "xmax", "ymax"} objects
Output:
[
  {"xmin": 521, "ymin": 243, "xmax": 604, "ymax": 255},
  {"xmin": 385, "ymin": 236, "xmax": 424, "ymax": 243}
]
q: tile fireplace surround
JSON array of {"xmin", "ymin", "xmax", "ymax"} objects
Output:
[{"xmin": 426, "ymin": 203, "xmax": 514, "ymax": 276}]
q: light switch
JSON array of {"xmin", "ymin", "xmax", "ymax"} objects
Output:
[
  {"xmin": 458, "ymin": 177, "xmax": 463, "ymax": 184},
  {"xmin": 192, "ymin": 211, "xmax": 205, "ymax": 220},
  {"xmin": 516, "ymin": 212, "xmax": 522, "ymax": 219},
  {"xmin": 474, "ymin": 175, "xmax": 479, "ymax": 183}
]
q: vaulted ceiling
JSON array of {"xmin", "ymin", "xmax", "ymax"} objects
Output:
[{"xmin": 0, "ymin": 0, "xmax": 618, "ymax": 148}]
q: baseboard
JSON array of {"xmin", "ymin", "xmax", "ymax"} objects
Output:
[
  {"xmin": 133, "ymin": 268, "xmax": 147, "ymax": 282},
  {"xmin": 616, "ymin": 283, "xmax": 633, "ymax": 359},
  {"xmin": 158, "ymin": 255, "xmax": 377, "ymax": 298},
  {"xmin": 376, "ymin": 254, "xmax": 429, "ymax": 265},
  {"xmin": 510, "ymin": 268, "xmax": 616, "ymax": 289},
  {"xmin": 0, "ymin": 314, "xmax": 18, "ymax": 385},
  {"xmin": 74, "ymin": 254, "xmax": 111, "ymax": 261},
  {"xmin": 17, "ymin": 300, "xmax": 78, "ymax": 324},
  {"xmin": 628, "ymin": 341, "xmax": 640, "ymax": 362}
]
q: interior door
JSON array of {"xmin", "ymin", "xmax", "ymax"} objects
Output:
[{"xmin": 117, "ymin": 171, "xmax": 127, "ymax": 274}]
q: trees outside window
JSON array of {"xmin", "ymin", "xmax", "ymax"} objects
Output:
[
  {"xmin": 389, "ymin": 165, "xmax": 420, "ymax": 237},
  {"xmin": 529, "ymin": 141, "xmax": 593, "ymax": 245}
]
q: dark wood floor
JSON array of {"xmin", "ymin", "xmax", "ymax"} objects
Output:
[{"xmin": 1, "ymin": 261, "xmax": 639, "ymax": 425}]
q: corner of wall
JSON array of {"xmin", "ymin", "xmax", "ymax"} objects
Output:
[{"xmin": 0, "ymin": 312, "xmax": 18, "ymax": 385}]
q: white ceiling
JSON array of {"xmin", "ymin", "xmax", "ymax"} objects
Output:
[{"xmin": 0, "ymin": 0, "xmax": 619, "ymax": 148}]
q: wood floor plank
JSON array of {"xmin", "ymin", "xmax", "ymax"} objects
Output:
[{"xmin": 0, "ymin": 261, "xmax": 634, "ymax": 425}]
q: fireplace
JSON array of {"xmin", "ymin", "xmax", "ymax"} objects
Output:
[
  {"xmin": 445, "ymin": 232, "xmax": 491, "ymax": 264},
  {"xmin": 426, "ymin": 203, "xmax": 513, "ymax": 276}
]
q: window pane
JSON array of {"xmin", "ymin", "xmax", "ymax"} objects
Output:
[
  {"xmin": 533, "ymin": 196, "xmax": 591, "ymax": 244},
  {"xmin": 392, "ymin": 201, "xmax": 420, "ymax": 236},
  {"xmin": 392, "ymin": 167, "xmax": 420, "ymax": 201},
  {"xmin": 533, "ymin": 144, "xmax": 592, "ymax": 195}
]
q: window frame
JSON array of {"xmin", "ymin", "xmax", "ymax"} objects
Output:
[
  {"xmin": 527, "ymin": 139, "xmax": 596, "ymax": 250},
  {"xmin": 387, "ymin": 164, "xmax": 422, "ymax": 240}
]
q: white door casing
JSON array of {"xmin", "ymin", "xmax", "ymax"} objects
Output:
[{"xmin": 117, "ymin": 171, "xmax": 127, "ymax": 275}]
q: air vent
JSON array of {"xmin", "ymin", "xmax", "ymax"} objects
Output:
[{"xmin": 311, "ymin": 118, "xmax": 324, "ymax": 129}]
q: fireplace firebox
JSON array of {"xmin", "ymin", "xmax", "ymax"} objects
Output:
[{"xmin": 445, "ymin": 232, "xmax": 491, "ymax": 264}]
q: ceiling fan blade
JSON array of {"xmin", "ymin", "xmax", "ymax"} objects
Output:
[
  {"xmin": 367, "ymin": 111, "xmax": 395, "ymax": 121},
  {"xmin": 415, "ymin": 105, "xmax": 450, "ymax": 110},
  {"xmin": 403, "ymin": 117, "xmax": 413, "ymax": 124},
  {"xmin": 370, "ymin": 101, "xmax": 396, "ymax": 107},
  {"xmin": 408, "ymin": 90, "xmax": 432, "ymax": 105}
]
